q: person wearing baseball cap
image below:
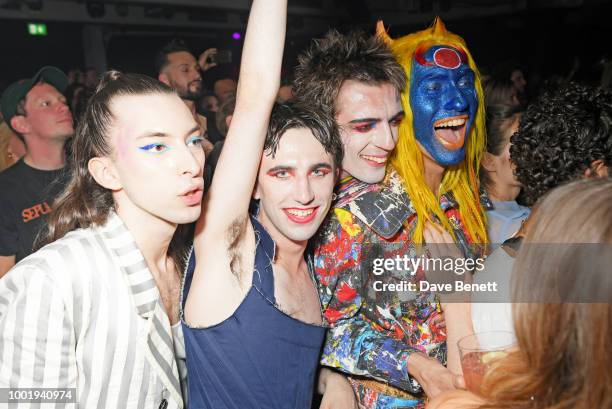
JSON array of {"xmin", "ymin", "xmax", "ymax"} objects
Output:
[{"xmin": 0, "ymin": 66, "xmax": 74, "ymax": 276}]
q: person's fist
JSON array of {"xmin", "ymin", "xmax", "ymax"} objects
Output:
[{"xmin": 199, "ymin": 48, "xmax": 218, "ymax": 72}]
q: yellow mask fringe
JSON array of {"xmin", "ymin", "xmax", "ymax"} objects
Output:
[{"xmin": 383, "ymin": 17, "xmax": 488, "ymax": 245}]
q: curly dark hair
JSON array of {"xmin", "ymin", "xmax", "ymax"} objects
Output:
[
  {"xmin": 510, "ymin": 82, "xmax": 612, "ymax": 206},
  {"xmin": 293, "ymin": 30, "xmax": 406, "ymax": 117}
]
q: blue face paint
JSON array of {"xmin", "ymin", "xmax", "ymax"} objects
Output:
[{"xmin": 409, "ymin": 45, "xmax": 478, "ymax": 166}]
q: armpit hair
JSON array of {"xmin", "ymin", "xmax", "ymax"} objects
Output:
[{"xmin": 226, "ymin": 215, "xmax": 248, "ymax": 280}]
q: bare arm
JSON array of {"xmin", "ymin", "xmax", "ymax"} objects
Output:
[
  {"xmin": 423, "ymin": 222, "xmax": 474, "ymax": 375},
  {"xmin": 0, "ymin": 212, "xmax": 18, "ymax": 277},
  {"xmin": 0, "ymin": 255, "xmax": 15, "ymax": 278},
  {"xmin": 198, "ymin": 0, "xmax": 285, "ymax": 240},
  {"xmin": 185, "ymin": 0, "xmax": 287, "ymax": 326},
  {"xmin": 317, "ymin": 368, "xmax": 359, "ymax": 409},
  {"xmin": 442, "ymin": 300, "xmax": 473, "ymax": 375}
]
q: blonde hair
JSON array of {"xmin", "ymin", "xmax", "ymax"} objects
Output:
[
  {"xmin": 377, "ymin": 18, "xmax": 487, "ymax": 245},
  {"xmin": 0, "ymin": 121, "xmax": 20, "ymax": 171}
]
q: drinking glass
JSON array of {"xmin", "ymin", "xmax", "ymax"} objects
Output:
[{"xmin": 458, "ymin": 331, "xmax": 516, "ymax": 395}]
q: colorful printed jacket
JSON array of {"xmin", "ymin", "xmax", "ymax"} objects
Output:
[{"xmin": 312, "ymin": 168, "xmax": 477, "ymax": 394}]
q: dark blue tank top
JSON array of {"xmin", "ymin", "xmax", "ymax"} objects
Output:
[{"xmin": 181, "ymin": 216, "xmax": 326, "ymax": 409}]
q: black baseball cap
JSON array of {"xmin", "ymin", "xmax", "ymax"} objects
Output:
[{"xmin": 1, "ymin": 66, "xmax": 68, "ymax": 131}]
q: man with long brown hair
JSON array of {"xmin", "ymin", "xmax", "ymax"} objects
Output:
[{"xmin": 0, "ymin": 71, "xmax": 205, "ymax": 408}]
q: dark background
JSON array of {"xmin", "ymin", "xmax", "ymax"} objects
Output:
[{"xmin": 1, "ymin": 0, "xmax": 611, "ymax": 91}]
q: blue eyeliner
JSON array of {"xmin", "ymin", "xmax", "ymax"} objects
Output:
[{"xmin": 139, "ymin": 143, "xmax": 170, "ymax": 154}]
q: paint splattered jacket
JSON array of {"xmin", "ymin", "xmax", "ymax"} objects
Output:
[{"xmin": 312, "ymin": 167, "xmax": 477, "ymax": 394}]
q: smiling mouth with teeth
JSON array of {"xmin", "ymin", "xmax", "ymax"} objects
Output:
[
  {"xmin": 286, "ymin": 208, "xmax": 314, "ymax": 217},
  {"xmin": 360, "ymin": 154, "xmax": 388, "ymax": 166},
  {"xmin": 283, "ymin": 207, "xmax": 319, "ymax": 224},
  {"xmin": 433, "ymin": 115, "xmax": 468, "ymax": 150}
]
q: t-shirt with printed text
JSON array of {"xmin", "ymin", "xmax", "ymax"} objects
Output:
[{"xmin": 0, "ymin": 159, "xmax": 69, "ymax": 261}]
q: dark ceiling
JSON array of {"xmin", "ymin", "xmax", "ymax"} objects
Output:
[
  {"xmin": 2, "ymin": 0, "xmax": 609, "ymax": 35},
  {"xmin": 1, "ymin": 0, "xmax": 611, "ymax": 88}
]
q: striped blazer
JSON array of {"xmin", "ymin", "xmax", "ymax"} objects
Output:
[{"xmin": 0, "ymin": 213, "xmax": 185, "ymax": 408}]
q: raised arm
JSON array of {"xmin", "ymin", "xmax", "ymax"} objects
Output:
[
  {"xmin": 198, "ymin": 0, "xmax": 286, "ymax": 239},
  {"xmin": 186, "ymin": 0, "xmax": 287, "ymax": 326}
]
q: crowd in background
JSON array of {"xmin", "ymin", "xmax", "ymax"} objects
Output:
[{"xmin": 0, "ymin": 8, "xmax": 610, "ymax": 409}]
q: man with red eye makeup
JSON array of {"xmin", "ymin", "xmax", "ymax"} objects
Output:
[
  {"xmin": 294, "ymin": 18, "xmax": 487, "ymax": 408},
  {"xmin": 179, "ymin": 0, "xmax": 358, "ymax": 407}
]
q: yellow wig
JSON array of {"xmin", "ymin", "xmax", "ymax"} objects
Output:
[{"xmin": 377, "ymin": 18, "xmax": 488, "ymax": 245}]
